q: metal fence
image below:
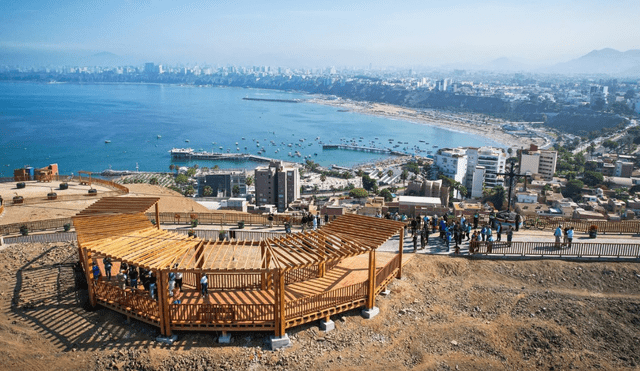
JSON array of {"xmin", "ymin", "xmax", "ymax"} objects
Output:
[
  {"xmin": 3, "ymin": 232, "xmax": 77, "ymax": 245},
  {"xmin": 471, "ymin": 240, "xmax": 640, "ymax": 258}
]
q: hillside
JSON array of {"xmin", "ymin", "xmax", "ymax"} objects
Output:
[{"xmin": 0, "ymin": 242, "xmax": 638, "ymax": 370}]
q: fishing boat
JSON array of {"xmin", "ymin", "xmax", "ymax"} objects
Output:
[
  {"xmin": 185, "ymin": 139, "xmax": 190, "ymax": 143},
  {"xmin": 105, "ymin": 140, "xmax": 111, "ymax": 143},
  {"xmin": 157, "ymin": 135, "xmax": 161, "ymax": 139}
]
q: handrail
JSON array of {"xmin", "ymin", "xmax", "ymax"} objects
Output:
[{"xmin": 471, "ymin": 240, "xmax": 640, "ymax": 258}]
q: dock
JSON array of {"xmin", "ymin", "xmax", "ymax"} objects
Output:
[
  {"xmin": 322, "ymin": 144, "xmax": 405, "ymax": 156},
  {"xmin": 169, "ymin": 148, "xmax": 297, "ymax": 164}
]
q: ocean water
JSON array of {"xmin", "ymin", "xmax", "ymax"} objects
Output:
[{"xmin": 0, "ymin": 82, "xmax": 502, "ymax": 177}]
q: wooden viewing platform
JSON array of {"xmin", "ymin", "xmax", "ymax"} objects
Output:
[{"xmin": 74, "ymin": 197, "xmax": 405, "ymax": 348}]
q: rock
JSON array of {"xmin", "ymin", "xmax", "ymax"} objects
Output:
[{"xmin": 451, "ymin": 340, "xmax": 458, "ymax": 346}]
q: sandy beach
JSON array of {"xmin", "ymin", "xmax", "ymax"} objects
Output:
[{"xmin": 309, "ymin": 97, "xmax": 548, "ymax": 150}]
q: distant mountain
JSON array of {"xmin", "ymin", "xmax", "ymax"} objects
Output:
[
  {"xmin": 0, "ymin": 47, "xmax": 139, "ymax": 67},
  {"xmin": 545, "ymin": 48, "xmax": 640, "ymax": 76}
]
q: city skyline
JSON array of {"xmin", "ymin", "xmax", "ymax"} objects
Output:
[{"xmin": 1, "ymin": 0, "xmax": 639, "ymax": 69}]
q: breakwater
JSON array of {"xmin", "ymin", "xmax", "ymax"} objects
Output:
[
  {"xmin": 242, "ymin": 97, "xmax": 300, "ymax": 103},
  {"xmin": 170, "ymin": 148, "xmax": 297, "ymax": 164}
]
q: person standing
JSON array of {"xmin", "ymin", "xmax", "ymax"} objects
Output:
[
  {"xmin": 515, "ymin": 214, "xmax": 521, "ymax": 232},
  {"xmin": 506, "ymin": 225, "xmax": 513, "ymax": 247},
  {"xmin": 312, "ymin": 214, "xmax": 318, "ymax": 231},
  {"xmin": 567, "ymin": 227, "xmax": 574, "ymax": 248},
  {"xmin": 473, "ymin": 212, "xmax": 479, "ymax": 229},
  {"xmin": 168, "ymin": 271, "xmax": 176, "ymax": 297},
  {"xmin": 554, "ymin": 225, "xmax": 562, "ymax": 248},
  {"xmin": 466, "ymin": 222, "xmax": 472, "ymax": 241},
  {"xmin": 324, "ymin": 214, "xmax": 329, "ymax": 224},
  {"xmin": 413, "ymin": 233, "xmax": 418, "ymax": 252},
  {"xmin": 481, "ymin": 225, "xmax": 487, "ymax": 242},
  {"xmin": 175, "ymin": 265, "xmax": 183, "ymax": 292},
  {"xmin": 92, "ymin": 261, "xmax": 100, "ymax": 282},
  {"xmin": 148, "ymin": 272, "xmax": 157, "ymax": 300},
  {"xmin": 200, "ymin": 274, "xmax": 209, "ymax": 297},
  {"xmin": 103, "ymin": 257, "xmax": 112, "ymax": 281},
  {"xmin": 445, "ymin": 230, "xmax": 452, "ymax": 252},
  {"xmin": 129, "ymin": 266, "xmax": 139, "ymax": 289},
  {"xmin": 496, "ymin": 223, "xmax": 502, "ymax": 242},
  {"xmin": 420, "ymin": 227, "xmax": 426, "ymax": 250},
  {"xmin": 470, "ymin": 231, "xmax": 478, "ymax": 254}
]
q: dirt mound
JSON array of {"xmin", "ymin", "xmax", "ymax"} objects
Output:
[
  {"xmin": 123, "ymin": 184, "xmax": 210, "ymax": 213},
  {"xmin": 0, "ymin": 244, "xmax": 639, "ymax": 370}
]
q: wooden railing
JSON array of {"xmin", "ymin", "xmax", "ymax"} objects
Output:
[
  {"xmin": 169, "ymin": 303, "xmax": 274, "ymax": 324},
  {"xmin": 0, "ymin": 217, "xmax": 73, "ymax": 235},
  {"xmin": 471, "ymin": 241, "xmax": 640, "ymax": 258},
  {"xmin": 93, "ymin": 281, "xmax": 160, "ymax": 321},
  {"xmin": 284, "ymin": 265, "xmax": 319, "ymax": 285},
  {"xmin": 208, "ymin": 273, "xmax": 262, "ymax": 290},
  {"xmin": 171, "ymin": 229, "xmax": 284, "ymax": 241},
  {"xmin": 375, "ymin": 254, "xmax": 400, "ymax": 289},
  {"xmin": 150, "ymin": 212, "xmax": 303, "ymax": 226},
  {"xmin": 285, "ymin": 281, "xmax": 368, "ymax": 319}
]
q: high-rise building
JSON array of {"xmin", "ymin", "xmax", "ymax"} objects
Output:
[
  {"xmin": 255, "ymin": 161, "xmax": 300, "ymax": 212},
  {"xmin": 434, "ymin": 146, "xmax": 506, "ymax": 197},
  {"xmin": 519, "ymin": 145, "xmax": 558, "ymax": 181}
]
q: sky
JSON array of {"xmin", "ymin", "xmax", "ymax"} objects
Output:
[{"xmin": 1, "ymin": 0, "xmax": 639, "ymax": 68}]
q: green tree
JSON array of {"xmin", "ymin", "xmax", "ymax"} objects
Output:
[
  {"xmin": 487, "ymin": 185, "xmax": 506, "ymax": 210},
  {"xmin": 149, "ymin": 177, "xmax": 159, "ymax": 185},
  {"xmin": 232, "ymin": 185, "xmax": 240, "ymax": 196},
  {"xmin": 320, "ymin": 174, "xmax": 327, "ymax": 184},
  {"xmin": 169, "ymin": 164, "xmax": 175, "ymax": 173},
  {"xmin": 213, "ymin": 165, "xmax": 220, "ymax": 170},
  {"xmin": 362, "ymin": 174, "xmax": 378, "ymax": 192},
  {"xmin": 349, "ymin": 188, "xmax": 369, "ymax": 198},
  {"xmin": 184, "ymin": 185, "xmax": 195, "ymax": 196},
  {"xmin": 186, "ymin": 167, "xmax": 196, "ymax": 177},
  {"xmin": 563, "ymin": 179, "xmax": 584, "ymax": 201},
  {"xmin": 400, "ymin": 170, "xmax": 408, "ymax": 185},
  {"xmin": 387, "ymin": 170, "xmax": 394, "ymax": 178},
  {"xmin": 203, "ymin": 185, "xmax": 213, "ymax": 197},
  {"xmin": 379, "ymin": 188, "xmax": 393, "ymax": 202},
  {"xmin": 245, "ymin": 175, "xmax": 254, "ymax": 186},
  {"xmin": 602, "ymin": 139, "xmax": 618, "ymax": 152},
  {"xmin": 329, "ymin": 184, "xmax": 336, "ymax": 196},
  {"xmin": 175, "ymin": 174, "xmax": 189, "ymax": 184},
  {"xmin": 583, "ymin": 171, "xmax": 604, "ymax": 187}
]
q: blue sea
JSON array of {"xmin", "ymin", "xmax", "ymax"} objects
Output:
[{"xmin": 0, "ymin": 82, "xmax": 502, "ymax": 177}]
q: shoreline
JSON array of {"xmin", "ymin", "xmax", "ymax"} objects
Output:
[{"xmin": 307, "ymin": 97, "xmax": 547, "ymax": 150}]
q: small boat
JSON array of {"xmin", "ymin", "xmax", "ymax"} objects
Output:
[
  {"xmin": 219, "ymin": 146, "xmax": 223, "ymax": 150},
  {"xmin": 185, "ymin": 139, "xmax": 190, "ymax": 143},
  {"xmin": 105, "ymin": 140, "xmax": 111, "ymax": 143},
  {"xmin": 157, "ymin": 135, "xmax": 161, "ymax": 139}
]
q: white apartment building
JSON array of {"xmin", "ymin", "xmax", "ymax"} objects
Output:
[
  {"xmin": 433, "ymin": 148, "xmax": 468, "ymax": 184},
  {"xmin": 434, "ymin": 146, "xmax": 506, "ymax": 198}
]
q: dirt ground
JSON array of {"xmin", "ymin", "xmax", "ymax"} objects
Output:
[
  {"xmin": 0, "ymin": 241, "xmax": 638, "ymax": 371},
  {"xmin": 0, "ymin": 184, "xmax": 210, "ymax": 225}
]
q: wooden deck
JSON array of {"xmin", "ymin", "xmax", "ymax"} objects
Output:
[{"xmin": 99, "ymin": 252, "xmax": 398, "ymax": 305}]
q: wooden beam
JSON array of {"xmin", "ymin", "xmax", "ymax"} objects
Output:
[{"xmin": 155, "ymin": 203, "xmax": 160, "ymax": 231}]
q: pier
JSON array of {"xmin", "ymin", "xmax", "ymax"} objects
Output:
[
  {"xmin": 322, "ymin": 144, "xmax": 405, "ymax": 156},
  {"xmin": 169, "ymin": 148, "xmax": 297, "ymax": 164}
]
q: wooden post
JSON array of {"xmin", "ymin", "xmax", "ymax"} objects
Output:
[
  {"xmin": 318, "ymin": 235, "xmax": 326, "ymax": 278},
  {"xmin": 367, "ymin": 249, "xmax": 376, "ymax": 309},
  {"xmin": 397, "ymin": 227, "xmax": 404, "ymax": 279},
  {"xmin": 156, "ymin": 270, "xmax": 166, "ymax": 336},
  {"xmin": 155, "ymin": 203, "xmax": 160, "ymax": 230},
  {"xmin": 261, "ymin": 243, "xmax": 267, "ymax": 290},
  {"xmin": 83, "ymin": 247, "xmax": 97, "ymax": 307},
  {"xmin": 275, "ymin": 269, "xmax": 286, "ymax": 337}
]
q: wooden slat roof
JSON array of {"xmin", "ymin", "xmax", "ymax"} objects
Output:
[
  {"xmin": 75, "ymin": 196, "xmax": 160, "ymax": 216},
  {"xmin": 74, "ymin": 198, "xmax": 405, "ymax": 272}
]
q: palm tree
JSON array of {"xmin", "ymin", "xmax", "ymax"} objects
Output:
[
  {"xmin": 169, "ymin": 164, "xmax": 175, "ymax": 173},
  {"xmin": 400, "ymin": 170, "xmax": 408, "ymax": 186},
  {"xmin": 203, "ymin": 186, "xmax": 213, "ymax": 197},
  {"xmin": 387, "ymin": 170, "xmax": 394, "ymax": 178},
  {"xmin": 330, "ymin": 184, "xmax": 336, "ymax": 196},
  {"xmin": 245, "ymin": 175, "xmax": 254, "ymax": 186}
]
